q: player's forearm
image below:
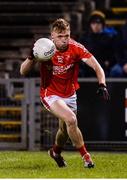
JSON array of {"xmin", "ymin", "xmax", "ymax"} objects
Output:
[
  {"xmin": 84, "ymin": 56, "xmax": 106, "ymax": 85},
  {"xmin": 95, "ymin": 64, "xmax": 106, "ymax": 86},
  {"xmin": 92, "ymin": 57, "xmax": 106, "ymax": 85},
  {"xmin": 20, "ymin": 58, "xmax": 35, "ymax": 76}
]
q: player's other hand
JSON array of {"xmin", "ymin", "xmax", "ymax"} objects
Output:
[
  {"xmin": 28, "ymin": 48, "xmax": 35, "ymax": 60},
  {"xmin": 97, "ymin": 83, "xmax": 110, "ymax": 101},
  {"xmin": 28, "ymin": 42, "xmax": 35, "ymax": 61}
]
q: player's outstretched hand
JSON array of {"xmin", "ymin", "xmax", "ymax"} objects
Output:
[{"xmin": 97, "ymin": 83, "xmax": 110, "ymax": 101}]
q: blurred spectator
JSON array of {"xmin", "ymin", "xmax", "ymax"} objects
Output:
[
  {"xmin": 110, "ymin": 20, "xmax": 127, "ymax": 77},
  {"xmin": 79, "ymin": 10, "xmax": 119, "ymax": 77}
]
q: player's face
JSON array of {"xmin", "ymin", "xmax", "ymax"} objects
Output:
[{"xmin": 51, "ymin": 30, "xmax": 70, "ymax": 51}]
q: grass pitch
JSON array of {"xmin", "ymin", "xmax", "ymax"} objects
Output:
[{"xmin": 0, "ymin": 151, "xmax": 127, "ymax": 178}]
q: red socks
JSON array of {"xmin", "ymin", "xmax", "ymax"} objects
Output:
[
  {"xmin": 78, "ymin": 144, "xmax": 87, "ymax": 157},
  {"xmin": 52, "ymin": 144, "xmax": 62, "ymax": 154},
  {"xmin": 52, "ymin": 144, "xmax": 87, "ymax": 157}
]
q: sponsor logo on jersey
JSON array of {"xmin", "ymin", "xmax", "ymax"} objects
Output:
[{"xmin": 53, "ymin": 64, "xmax": 74, "ymax": 75}]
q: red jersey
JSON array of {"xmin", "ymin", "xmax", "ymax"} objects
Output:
[{"xmin": 40, "ymin": 39, "xmax": 92, "ymax": 98}]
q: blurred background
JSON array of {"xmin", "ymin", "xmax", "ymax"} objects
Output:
[{"xmin": 0, "ymin": 0, "xmax": 127, "ymax": 151}]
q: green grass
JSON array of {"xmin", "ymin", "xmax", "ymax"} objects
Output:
[{"xmin": 0, "ymin": 151, "xmax": 127, "ymax": 178}]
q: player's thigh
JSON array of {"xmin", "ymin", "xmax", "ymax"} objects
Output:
[{"xmin": 50, "ymin": 99, "xmax": 77, "ymax": 124}]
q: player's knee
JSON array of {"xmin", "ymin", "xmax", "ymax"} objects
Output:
[{"xmin": 66, "ymin": 113, "xmax": 77, "ymax": 127}]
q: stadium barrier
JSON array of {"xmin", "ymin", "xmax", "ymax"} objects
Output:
[
  {"xmin": 0, "ymin": 79, "xmax": 28, "ymax": 149},
  {"xmin": 0, "ymin": 78, "xmax": 127, "ymax": 151}
]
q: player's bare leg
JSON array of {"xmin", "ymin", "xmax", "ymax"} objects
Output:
[
  {"xmin": 55, "ymin": 119, "xmax": 69, "ymax": 147},
  {"xmin": 55, "ymin": 110, "xmax": 77, "ymax": 147},
  {"xmin": 48, "ymin": 119, "xmax": 68, "ymax": 167},
  {"xmin": 49, "ymin": 99, "xmax": 94, "ymax": 168}
]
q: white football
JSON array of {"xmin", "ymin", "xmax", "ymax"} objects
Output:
[{"xmin": 33, "ymin": 38, "xmax": 56, "ymax": 61}]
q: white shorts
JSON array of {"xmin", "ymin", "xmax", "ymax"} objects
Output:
[{"xmin": 40, "ymin": 93, "xmax": 77, "ymax": 112}]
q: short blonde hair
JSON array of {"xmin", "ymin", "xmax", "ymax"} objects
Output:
[{"xmin": 51, "ymin": 18, "xmax": 70, "ymax": 33}]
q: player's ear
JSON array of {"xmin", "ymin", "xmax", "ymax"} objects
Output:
[{"xmin": 51, "ymin": 32, "xmax": 54, "ymax": 40}]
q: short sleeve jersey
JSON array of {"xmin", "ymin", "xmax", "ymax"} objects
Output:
[{"xmin": 40, "ymin": 39, "xmax": 92, "ymax": 98}]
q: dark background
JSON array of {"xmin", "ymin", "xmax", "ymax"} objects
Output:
[{"xmin": 77, "ymin": 80, "xmax": 127, "ymax": 142}]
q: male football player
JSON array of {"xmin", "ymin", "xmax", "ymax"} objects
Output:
[{"xmin": 20, "ymin": 18, "xmax": 109, "ymax": 168}]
